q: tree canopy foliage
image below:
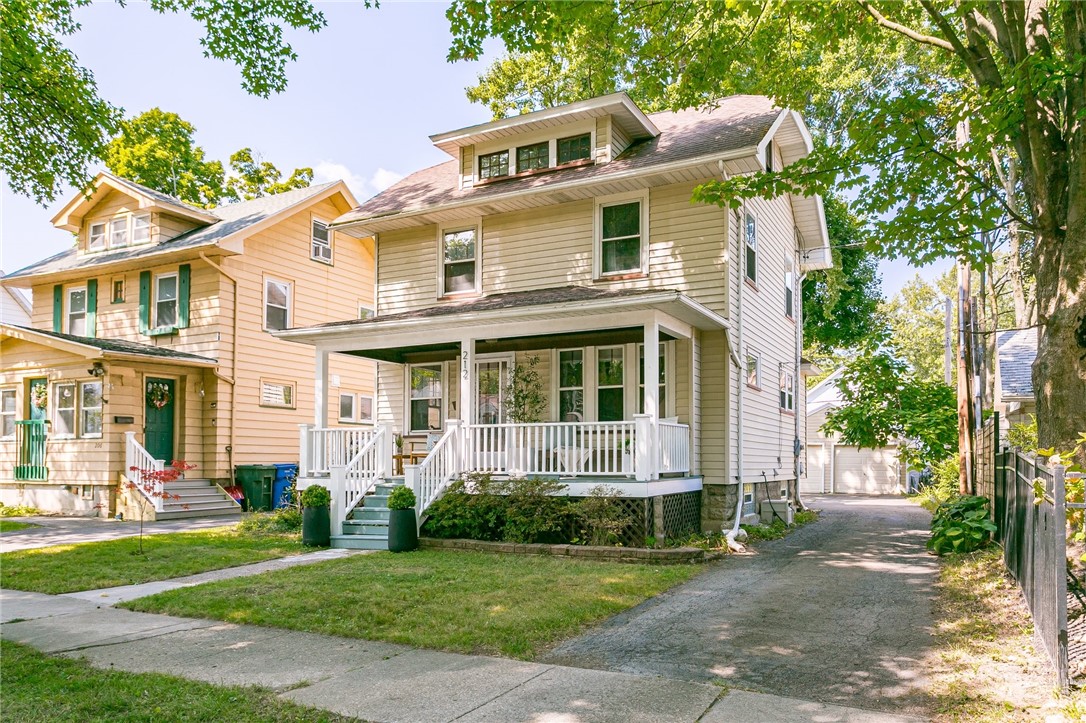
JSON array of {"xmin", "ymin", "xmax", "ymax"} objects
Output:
[{"xmin": 1, "ymin": 0, "xmax": 332, "ymax": 204}]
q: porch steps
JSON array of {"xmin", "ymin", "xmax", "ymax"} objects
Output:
[
  {"xmin": 155, "ymin": 478, "xmax": 242, "ymax": 521},
  {"xmin": 332, "ymin": 480, "xmax": 402, "ymax": 551}
]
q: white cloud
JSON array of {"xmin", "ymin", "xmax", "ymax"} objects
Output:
[{"xmin": 313, "ymin": 161, "xmax": 403, "ymax": 198}]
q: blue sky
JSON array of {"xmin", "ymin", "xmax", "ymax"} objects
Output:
[{"xmin": 0, "ymin": 1, "xmax": 949, "ymax": 296}]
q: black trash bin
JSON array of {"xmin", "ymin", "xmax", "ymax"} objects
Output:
[{"xmin": 235, "ymin": 465, "xmax": 276, "ymax": 512}]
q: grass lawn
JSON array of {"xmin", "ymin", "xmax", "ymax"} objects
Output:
[
  {"xmin": 0, "ymin": 528, "xmax": 304, "ymax": 594},
  {"xmin": 0, "ymin": 640, "xmax": 353, "ymax": 723},
  {"xmin": 0, "ymin": 520, "xmax": 36, "ymax": 533},
  {"xmin": 124, "ymin": 549, "xmax": 701, "ymax": 659}
]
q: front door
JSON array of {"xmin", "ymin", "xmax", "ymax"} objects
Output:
[
  {"xmin": 144, "ymin": 377, "xmax": 175, "ymax": 463},
  {"xmin": 474, "ymin": 356, "xmax": 512, "ymax": 424},
  {"xmin": 27, "ymin": 378, "xmax": 47, "ymax": 421}
]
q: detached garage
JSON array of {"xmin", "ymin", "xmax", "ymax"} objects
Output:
[{"xmin": 801, "ymin": 372, "xmax": 904, "ymax": 496}]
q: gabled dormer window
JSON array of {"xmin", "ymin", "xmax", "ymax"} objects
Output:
[
  {"xmin": 516, "ymin": 142, "xmax": 548, "ymax": 173},
  {"xmin": 558, "ymin": 133, "xmax": 591, "ymax": 165},
  {"xmin": 109, "ymin": 218, "xmax": 128, "ymax": 247},
  {"xmin": 88, "ymin": 223, "xmax": 106, "ymax": 251},
  {"xmin": 132, "ymin": 214, "xmax": 150, "ymax": 244},
  {"xmin": 479, "ymin": 150, "xmax": 509, "ymax": 180}
]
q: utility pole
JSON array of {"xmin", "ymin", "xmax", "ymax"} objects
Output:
[
  {"xmin": 956, "ymin": 119, "xmax": 976, "ymax": 496},
  {"xmin": 944, "ymin": 297, "xmax": 954, "ymax": 386}
]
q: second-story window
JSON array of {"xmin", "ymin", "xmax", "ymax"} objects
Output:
[
  {"xmin": 516, "ymin": 141, "xmax": 548, "ymax": 173},
  {"xmin": 599, "ymin": 199, "xmax": 643, "ymax": 276},
  {"xmin": 67, "ymin": 287, "xmax": 87, "ymax": 335},
  {"xmin": 558, "ymin": 133, "xmax": 592, "ymax": 165},
  {"xmin": 311, "ymin": 219, "xmax": 332, "ymax": 264},
  {"xmin": 132, "ymin": 214, "xmax": 151, "ymax": 244},
  {"xmin": 154, "ymin": 273, "xmax": 178, "ymax": 328},
  {"xmin": 442, "ymin": 228, "xmax": 477, "ymax": 295},
  {"xmin": 109, "ymin": 217, "xmax": 128, "ymax": 248},
  {"xmin": 264, "ymin": 278, "xmax": 292, "ymax": 331},
  {"xmin": 780, "ymin": 371, "xmax": 795, "ymax": 412},
  {"xmin": 88, "ymin": 222, "xmax": 106, "ymax": 251},
  {"xmin": 478, "ymin": 150, "xmax": 509, "ymax": 180},
  {"xmin": 785, "ymin": 263, "xmax": 795, "ymax": 319},
  {"xmin": 746, "ymin": 352, "xmax": 760, "ymax": 389},
  {"xmin": 744, "ymin": 213, "xmax": 758, "ymax": 284}
]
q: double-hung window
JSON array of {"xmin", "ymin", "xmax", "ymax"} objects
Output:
[
  {"xmin": 638, "ymin": 345, "xmax": 667, "ymax": 415},
  {"xmin": 339, "ymin": 393, "xmax": 357, "ymax": 422},
  {"xmin": 744, "ymin": 213, "xmax": 758, "ymax": 284},
  {"xmin": 746, "ymin": 353, "xmax": 760, "ymax": 389},
  {"xmin": 516, "ymin": 141, "xmax": 548, "ymax": 173},
  {"xmin": 598, "ymin": 198, "xmax": 644, "ymax": 276},
  {"xmin": 88, "ymin": 222, "xmax": 106, "ymax": 251},
  {"xmin": 81, "ymin": 382, "xmax": 103, "ymax": 437},
  {"xmin": 409, "ymin": 364, "xmax": 443, "ymax": 433},
  {"xmin": 358, "ymin": 395, "xmax": 373, "ymax": 422},
  {"xmin": 109, "ymin": 218, "xmax": 128, "ymax": 248},
  {"xmin": 0, "ymin": 389, "xmax": 16, "ymax": 438},
  {"xmin": 264, "ymin": 278, "xmax": 291, "ymax": 331},
  {"xmin": 311, "ymin": 219, "xmax": 332, "ymax": 264},
  {"xmin": 478, "ymin": 150, "xmax": 509, "ymax": 180},
  {"xmin": 131, "ymin": 214, "xmax": 150, "ymax": 244},
  {"xmin": 784, "ymin": 263, "xmax": 795, "ymax": 318},
  {"xmin": 154, "ymin": 273, "xmax": 178, "ymax": 329},
  {"xmin": 558, "ymin": 350, "xmax": 584, "ymax": 422},
  {"xmin": 67, "ymin": 287, "xmax": 87, "ymax": 335},
  {"xmin": 53, "ymin": 383, "xmax": 76, "ymax": 437},
  {"xmin": 597, "ymin": 346, "xmax": 625, "ymax": 422},
  {"xmin": 441, "ymin": 227, "xmax": 477, "ymax": 295},
  {"xmin": 558, "ymin": 133, "xmax": 591, "ymax": 165},
  {"xmin": 779, "ymin": 372, "xmax": 795, "ymax": 412}
]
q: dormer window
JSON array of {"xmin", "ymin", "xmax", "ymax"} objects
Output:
[
  {"xmin": 132, "ymin": 214, "xmax": 150, "ymax": 243},
  {"xmin": 516, "ymin": 142, "xmax": 548, "ymax": 173},
  {"xmin": 88, "ymin": 223, "xmax": 106, "ymax": 250},
  {"xmin": 109, "ymin": 218, "xmax": 128, "ymax": 247},
  {"xmin": 479, "ymin": 150, "xmax": 509, "ymax": 180},
  {"xmin": 558, "ymin": 133, "xmax": 592, "ymax": 164}
]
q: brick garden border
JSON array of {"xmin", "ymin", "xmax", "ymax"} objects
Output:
[{"xmin": 419, "ymin": 537, "xmax": 713, "ymax": 564}]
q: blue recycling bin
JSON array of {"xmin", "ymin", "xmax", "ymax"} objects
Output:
[{"xmin": 273, "ymin": 463, "xmax": 298, "ymax": 509}]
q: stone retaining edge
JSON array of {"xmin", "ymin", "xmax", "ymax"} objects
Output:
[{"xmin": 418, "ymin": 537, "xmax": 709, "ymax": 564}]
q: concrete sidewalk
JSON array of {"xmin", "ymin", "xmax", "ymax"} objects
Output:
[
  {"xmin": 0, "ymin": 515, "xmax": 239, "ymax": 552},
  {"xmin": 0, "ymin": 590, "xmax": 925, "ymax": 722}
]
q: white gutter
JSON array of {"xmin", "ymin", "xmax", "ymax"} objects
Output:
[
  {"xmin": 725, "ymin": 160, "xmax": 747, "ymax": 544},
  {"xmin": 794, "ymin": 269, "xmax": 808, "ymax": 512}
]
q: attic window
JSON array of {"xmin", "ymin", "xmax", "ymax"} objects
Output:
[
  {"xmin": 311, "ymin": 219, "xmax": 332, "ymax": 264},
  {"xmin": 88, "ymin": 223, "xmax": 106, "ymax": 251},
  {"xmin": 516, "ymin": 142, "xmax": 548, "ymax": 173},
  {"xmin": 109, "ymin": 218, "xmax": 128, "ymax": 248},
  {"xmin": 132, "ymin": 214, "xmax": 150, "ymax": 244},
  {"xmin": 478, "ymin": 150, "xmax": 509, "ymax": 180},
  {"xmin": 558, "ymin": 134, "xmax": 592, "ymax": 165}
]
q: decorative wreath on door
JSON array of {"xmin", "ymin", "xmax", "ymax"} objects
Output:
[
  {"xmin": 30, "ymin": 385, "xmax": 48, "ymax": 411},
  {"xmin": 146, "ymin": 382, "xmax": 172, "ymax": 409}
]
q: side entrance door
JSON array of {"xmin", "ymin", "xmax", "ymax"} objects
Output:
[{"xmin": 144, "ymin": 377, "xmax": 175, "ymax": 463}]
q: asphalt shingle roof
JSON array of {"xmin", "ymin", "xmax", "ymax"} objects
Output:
[
  {"xmin": 6, "ymin": 181, "xmax": 340, "ymax": 280},
  {"xmin": 337, "ymin": 95, "xmax": 780, "ymax": 224},
  {"xmin": 7, "ymin": 325, "xmax": 217, "ymax": 364},
  {"xmin": 997, "ymin": 327, "xmax": 1037, "ymax": 398}
]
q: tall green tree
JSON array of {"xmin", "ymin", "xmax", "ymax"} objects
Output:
[
  {"xmin": 225, "ymin": 148, "xmax": 313, "ymax": 201},
  {"xmin": 882, "ymin": 273, "xmax": 954, "ymax": 385},
  {"xmin": 445, "ymin": 1, "xmax": 1086, "ymax": 450},
  {"xmin": 1, "ymin": 0, "xmax": 333, "ymax": 204}
]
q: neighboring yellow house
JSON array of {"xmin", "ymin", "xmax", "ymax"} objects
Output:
[
  {"xmin": 1, "ymin": 172, "xmax": 375, "ymax": 518},
  {"xmin": 277, "ymin": 93, "xmax": 833, "ymax": 549}
]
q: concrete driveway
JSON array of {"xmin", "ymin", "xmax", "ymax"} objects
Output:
[
  {"xmin": 0, "ymin": 515, "xmax": 237, "ymax": 552},
  {"xmin": 542, "ymin": 495, "xmax": 938, "ymax": 717}
]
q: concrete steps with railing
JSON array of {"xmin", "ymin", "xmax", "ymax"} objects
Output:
[
  {"xmin": 155, "ymin": 478, "xmax": 242, "ymax": 521},
  {"xmin": 331, "ymin": 479, "xmax": 403, "ymax": 550}
]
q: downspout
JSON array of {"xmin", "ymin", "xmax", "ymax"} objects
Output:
[
  {"xmin": 793, "ymin": 268, "xmax": 807, "ymax": 512},
  {"xmin": 720, "ymin": 160, "xmax": 746, "ymax": 543},
  {"xmin": 199, "ymin": 251, "xmax": 238, "ymax": 480}
]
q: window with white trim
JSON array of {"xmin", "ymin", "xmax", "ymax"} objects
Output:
[
  {"xmin": 597, "ymin": 346, "xmax": 624, "ymax": 422},
  {"xmin": 744, "ymin": 213, "xmax": 758, "ymax": 283},
  {"xmin": 785, "ymin": 262, "xmax": 795, "ymax": 318},
  {"xmin": 746, "ymin": 353, "xmax": 760, "ymax": 389},
  {"xmin": 558, "ymin": 349, "xmax": 584, "ymax": 422},
  {"xmin": 81, "ymin": 485, "xmax": 94, "ymax": 500},
  {"xmin": 779, "ymin": 371, "xmax": 795, "ymax": 411},
  {"xmin": 80, "ymin": 381, "xmax": 103, "ymax": 437},
  {"xmin": 441, "ymin": 227, "xmax": 477, "ymax": 295},
  {"xmin": 109, "ymin": 217, "xmax": 128, "ymax": 247},
  {"xmin": 264, "ymin": 278, "xmax": 291, "ymax": 331},
  {"xmin": 358, "ymin": 394, "xmax": 374, "ymax": 422},
  {"xmin": 0, "ymin": 388, "xmax": 16, "ymax": 438},
  {"xmin": 311, "ymin": 219, "xmax": 332, "ymax": 263},
  {"xmin": 339, "ymin": 393, "xmax": 356, "ymax": 422},
  {"xmin": 743, "ymin": 483, "xmax": 755, "ymax": 505},
  {"xmin": 154, "ymin": 273, "xmax": 178, "ymax": 328},
  {"xmin": 409, "ymin": 364, "xmax": 443, "ymax": 433},
  {"xmin": 260, "ymin": 380, "xmax": 295, "ymax": 408},
  {"xmin": 598, "ymin": 199, "xmax": 644, "ymax": 276},
  {"xmin": 67, "ymin": 287, "xmax": 87, "ymax": 335},
  {"xmin": 53, "ymin": 382, "xmax": 76, "ymax": 437},
  {"xmin": 131, "ymin": 213, "xmax": 151, "ymax": 244},
  {"xmin": 88, "ymin": 222, "xmax": 106, "ymax": 251},
  {"xmin": 638, "ymin": 344, "xmax": 667, "ymax": 415}
]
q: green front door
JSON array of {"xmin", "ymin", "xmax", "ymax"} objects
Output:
[
  {"xmin": 28, "ymin": 378, "xmax": 47, "ymax": 422},
  {"xmin": 144, "ymin": 378, "xmax": 175, "ymax": 463}
]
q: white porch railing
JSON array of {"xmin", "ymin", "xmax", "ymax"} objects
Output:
[
  {"xmin": 299, "ymin": 426, "xmax": 375, "ymax": 477},
  {"xmin": 125, "ymin": 431, "xmax": 166, "ymax": 512},
  {"xmin": 328, "ymin": 424, "xmax": 388, "ymax": 527},
  {"xmin": 466, "ymin": 420, "xmax": 637, "ymax": 478},
  {"xmin": 407, "ymin": 420, "xmax": 463, "ymax": 517},
  {"xmin": 657, "ymin": 420, "xmax": 692, "ymax": 475}
]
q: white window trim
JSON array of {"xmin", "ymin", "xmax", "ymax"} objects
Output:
[
  {"xmin": 744, "ymin": 211, "xmax": 758, "ymax": 285},
  {"xmin": 594, "ymin": 189, "xmax": 650, "ymax": 279},
  {"xmin": 263, "ymin": 277, "xmax": 293, "ymax": 332},
  {"xmin": 153, "ymin": 272, "xmax": 179, "ymax": 330},
  {"xmin": 66, "ymin": 286, "xmax": 87, "ymax": 335},
  {"xmin": 406, "ymin": 363, "xmax": 445, "ymax": 434},
  {"xmin": 357, "ymin": 393, "xmax": 374, "ymax": 423},
  {"xmin": 88, "ymin": 222, "xmax": 106, "ymax": 251},
  {"xmin": 0, "ymin": 388, "xmax": 16, "ymax": 439},
  {"xmin": 131, "ymin": 213, "xmax": 151, "ymax": 245},
  {"xmin": 52, "ymin": 382, "xmax": 77, "ymax": 439},
  {"xmin": 554, "ymin": 347, "xmax": 586, "ymax": 423},
  {"xmin": 638, "ymin": 341, "xmax": 674, "ymax": 417},
  {"xmin": 338, "ymin": 392, "xmax": 357, "ymax": 422},
  {"xmin": 746, "ymin": 352, "xmax": 761, "ymax": 390},
  {"xmin": 259, "ymin": 379, "xmax": 296, "ymax": 409},
  {"xmin": 595, "ymin": 344, "xmax": 626, "ymax": 422},
  {"xmin": 743, "ymin": 482, "xmax": 755, "ymax": 505},
  {"xmin": 80, "ymin": 381, "xmax": 103, "ymax": 439},
  {"xmin": 108, "ymin": 217, "xmax": 129, "ymax": 248},
  {"xmin": 311, "ymin": 217, "xmax": 333, "ymax": 264},
  {"xmin": 437, "ymin": 220, "xmax": 482, "ymax": 298},
  {"xmin": 780, "ymin": 371, "xmax": 795, "ymax": 412}
]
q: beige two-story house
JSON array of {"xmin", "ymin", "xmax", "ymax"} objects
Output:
[
  {"xmin": 277, "ymin": 93, "xmax": 831, "ymax": 549},
  {"xmin": 1, "ymin": 172, "xmax": 375, "ymax": 517}
]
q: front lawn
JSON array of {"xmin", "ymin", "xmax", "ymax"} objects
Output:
[
  {"xmin": 0, "ymin": 528, "xmax": 304, "ymax": 594},
  {"xmin": 124, "ymin": 549, "xmax": 701, "ymax": 659},
  {"xmin": 0, "ymin": 520, "xmax": 36, "ymax": 533},
  {"xmin": 0, "ymin": 640, "xmax": 353, "ymax": 723}
]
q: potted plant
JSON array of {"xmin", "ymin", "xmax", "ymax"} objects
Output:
[
  {"xmin": 300, "ymin": 484, "xmax": 331, "ymax": 547},
  {"xmin": 386, "ymin": 485, "xmax": 418, "ymax": 552}
]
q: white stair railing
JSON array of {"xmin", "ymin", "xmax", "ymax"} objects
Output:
[
  {"xmin": 407, "ymin": 420, "xmax": 463, "ymax": 517},
  {"xmin": 300, "ymin": 426, "xmax": 375, "ymax": 477},
  {"xmin": 125, "ymin": 431, "xmax": 166, "ymax": 511},
  {"xmin": 328, "ymin": 424, "xmax": 387, "ymax": 527},
  {"xmin": 657, "ymin": 420, "xmax": 692, "ymax": 475}
]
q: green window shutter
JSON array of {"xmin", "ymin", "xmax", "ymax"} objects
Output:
[
  {"xmin": 139, "ymin": 271, "xmax": 151, "ymax": 334},
  {"xmin": 177, "ymin": 264, "xmax": 191, "ymax": 328},
  {"xmin": 52, "ymin": 285, "xmax": 63, "ymax": 332},
  {"xmin": 86, "ymin": 279, "xmax": 97, "ymax": 338}
]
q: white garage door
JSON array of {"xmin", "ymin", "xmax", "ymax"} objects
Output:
[
  {"xmin": 832, "ymin": 446, "xmax": 900, "ymax": 494},
  {"xmin": 800, "ymin": 443, "xmax": 829, "ymax": 494}
]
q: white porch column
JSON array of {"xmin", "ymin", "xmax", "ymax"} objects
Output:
[
  {"xmin": 643, "ymin": 319, "xmax": 660, "ymax": 420},
  {"xmin": 298, "ymin": 424, "xmax": 312, "ymax": 477},
  {"xmin": 459, "ymin": 338, "xmax": 475, "ymax": 425},
  {"xmin": 375, "ymin": 422, "xmax": 393, "ymax": 479},
  {"xmin": 634, "ymin": 414, "xmax": 655, "ymax": 482},
  {"xmin": 314, "ymin": 348, "xmax": 330, "ymax": 427}
]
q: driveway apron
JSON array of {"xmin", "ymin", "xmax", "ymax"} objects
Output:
[{"xmin": 542, "ymin": 495, "xmax": 938, "ymax": 717}]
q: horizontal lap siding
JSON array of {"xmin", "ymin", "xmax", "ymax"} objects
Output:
[
  {"xmin": 700, "ymin": 330, "xmax": 728, "ymax": 486},
  {"xmin": 377, "ymin": 227, "xmax": 438, "ymax": 315},
  {"xmin": 484, "ymin": 201, "xmax": 594, "ymax": 294}
]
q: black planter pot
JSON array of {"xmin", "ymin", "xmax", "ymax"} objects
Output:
[
  {"xmin": 387, "ymin": 508, "xmax": 418, "ymax": 552},
  {"xmin": 302, "ymin": 505, "xmax": 330, "ymax": 547}
]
